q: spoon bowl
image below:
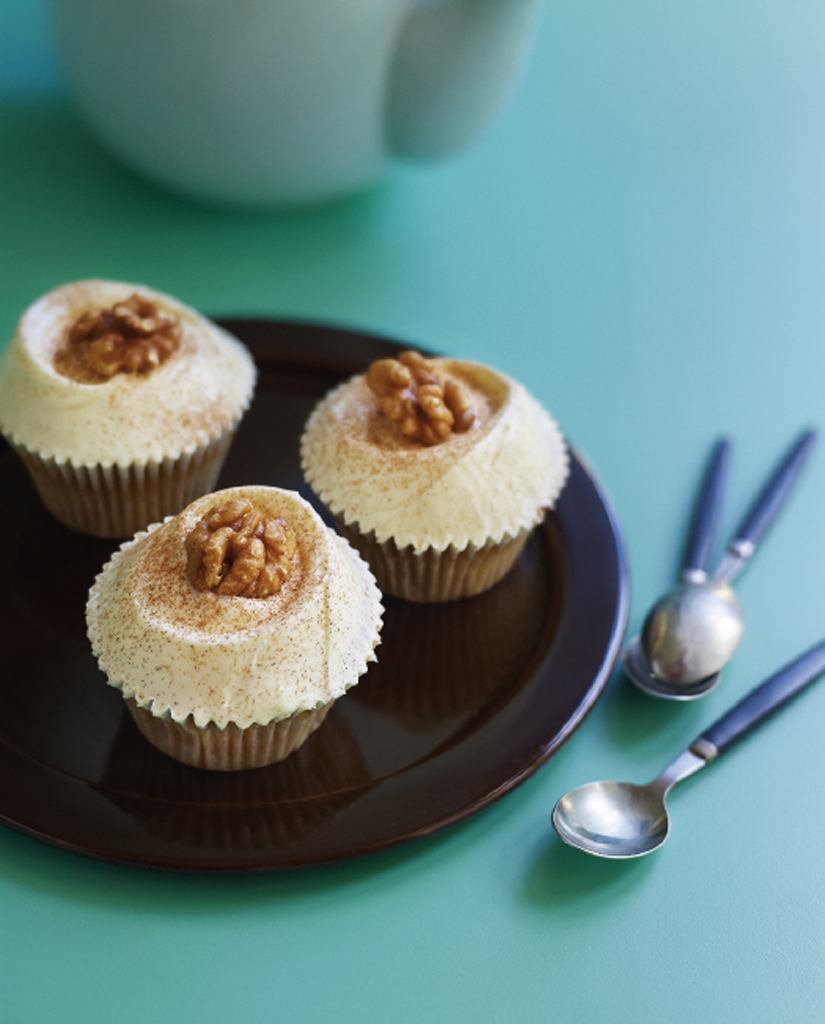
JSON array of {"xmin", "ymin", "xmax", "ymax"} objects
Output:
[
  {"xmin": 623, "ymin": 636, "xmax": 721, "ymax": 700},
  {"xmin": 641, "ymin": 578, "xmax": 745, "ymax": 685},
  {"xmin": 553, "ymin": 779, "xmax": 670, "ymax": 858}
]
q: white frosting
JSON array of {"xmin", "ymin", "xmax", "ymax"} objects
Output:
[
  {"xmin": 300, "ymin": 358, "xmax": 569, "ymax": 553},
  {"xmin": 86, "ymin": 486, "xmax": 384, "ymax": 729},
  {"xmin": 0, "ymin": 280, "xmax": 257, "ymax": 466}
]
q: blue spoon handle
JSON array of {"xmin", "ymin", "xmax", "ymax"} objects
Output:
[
  {"xmin": 694, "ymin": 639, "xmax": 825, "ymax": 758},
  {"xmin": 682, "ymin": 438, "xmax": 731, "ymax": 580},
  {"xmin": 715, "ymin": 428, "xmax": 816, "ymax": 582}
]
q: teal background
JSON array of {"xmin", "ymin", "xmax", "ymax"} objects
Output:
[{"xmin": 3, "ymin": 2, "xmax": 825, "ymax": 1021}]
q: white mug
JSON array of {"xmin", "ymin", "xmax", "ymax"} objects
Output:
[{"xmin": 49, "ymin": 0, "xmax": 543, "ymax": 207}]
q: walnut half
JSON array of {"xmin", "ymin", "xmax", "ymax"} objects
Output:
[
  {"xmin": 56, "ymin": 294, "xmax": 181, "ymax": 381},
  {"xmin": 366, "ymin": 351, "xmax": 477, "ymax": 446},
  {"xmin": 185, "ymin": 499, "xmax": 297, "ymax": 598}
]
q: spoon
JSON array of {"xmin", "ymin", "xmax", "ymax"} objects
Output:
[
  {"xmin": 553, "ymin": 638, "xmax": 825, "ymax": 858},
  {"xmin": 625, "ymin": 429, "xmax": 817, "ymax": 700}
]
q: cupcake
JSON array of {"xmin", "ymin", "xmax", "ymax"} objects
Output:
[
  {"xmin": 86, "ymin": 485, "xmax": 383, "ymax": 771},
  {"xmin": 300, "ymin": 350, "xmax": 569, "ymax": 601},
  {"xmin": 0, "ymin": 280, "xmax": 257, "ymax": 537}
]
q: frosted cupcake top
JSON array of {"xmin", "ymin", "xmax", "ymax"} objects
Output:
[
  {"xmin": 86, "ymin": 486, "xmax": 383, "ymax": 729},
  {"xmin": 300, "ymin": 354, "xmax": 569, "ymax": 553},
  {"xmin": 0, "ymin": 279, "xmax": 256, "ymax": 466}
]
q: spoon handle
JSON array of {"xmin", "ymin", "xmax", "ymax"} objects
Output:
[
  {"xmin": 681, "ymin": 438, "xmax": 731, "ymax": 582},
  {"xmin": 714, "ymin": 428, "xmax": 816, "ymax": 583},
  {"xmin": 693, "ymin": 639, "xmax": 825, "ymax": 759}
]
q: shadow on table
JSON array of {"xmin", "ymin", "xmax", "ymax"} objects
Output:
[
  {"xmin": 599, "ymin": 648, "xmax": 705, "ymax": 757},
  {"xmin": 523, "ymin": 832, "xmax": 653, "ymax": 907}
]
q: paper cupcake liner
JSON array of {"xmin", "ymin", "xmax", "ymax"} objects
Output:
[
  {"xmin": 335, "ymin": 519, "xmax": 532, "ymax": 602},
  {"xmin": 13, "ymin": 428, "xmax": 236, "ymax": 538},
  {"xmin": 126, "ymin": 698, "xmax": 333, "ymax": 771}
]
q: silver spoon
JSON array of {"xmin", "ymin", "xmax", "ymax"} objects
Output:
[
  {"xmin": 553, "ymin": 638, "xmax": 825, "ymax": 858},
  {"xmin": 625, "ymin": 429, "xmax": 817, "ymax": 700}
]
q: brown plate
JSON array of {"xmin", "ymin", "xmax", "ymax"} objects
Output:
[{"xmin": 0, "ymin": 320, "xmax": 628, "ymax": 872}]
